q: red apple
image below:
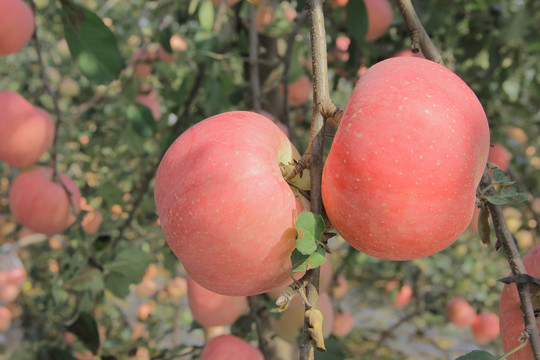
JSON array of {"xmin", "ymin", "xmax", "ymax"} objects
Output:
[
  {"xmin": 500, "ymin": 243, "xmax": 540, "ymax": 359},
  {"xmin": 385, "ymin": 280, "xmax": 413, "ymax": 308},
  {"xmin": 332, "ymin": 0, "xmax": 349, "ymax": 7},
  {"xmin": 6, "ymin": 267, "xmax": 26, "ymax": 286},
  {"xmin": 137, "ymin": 302, "xmax": 154, "ymax": 320},
  {"xmin": 322, "ymin": 57, "xmax": 490, "ymax": 261},
  {"xmin": 81, "ymin": 209, "xmax": 103, "ymax": 234},
  {"xmin": 0, "ymin": 306, "xmax": 13, "ymax": 332},
  {"xmin": 187, "ymin": 276, "xmax": 248, "ymax": 327},
  {"xmin": 336, "ymin": 36, "xmax": 351, "ymax": 61},
  {"xmin": 0, "ymin": 0, "xmax": 35, "ymax": 56},
  {"xmin": 332, "ymin": 310, "xmax": 354, "ymax": 336},
  {"xmin": 472, "ymin": 312, "xmax": 500, "ymax": 344},
  {"xmin": 364, "ymin": 0, "xmax": 393, "ymax": 41},
  {"xmin": 201, "ymin": 334, "xmax": 263, "ymax": 360},
  {"xmin": 170, "ymin": 34, "xmax": 188, "ymax": 52},
  {"xmin": 154, "ymin": 111, "xmax": 310, "ymax": 296},
  {"xmin": 446, "ymin": 297, "xmax": 476, "ymax": 327},
  {"xmin": 0, "ymin": 271, "xmax": 7, "ymax": 288},
  {"xmin": 9, "ymin": 166, "xmax": 81, "ymax": 235},
  {"xmin": 135, "ymin": 90, "xmax": 162, "ymax": 120},
  {"xmin": 166, "ymin": 276, "xmax": 187, "ymax": 299},
  {"xmin": 488, "ymin": 143, "xmax": 511, "ymax": 171},
  {"xmin": 280, "ymin": 74, "xmax": 311, "ymax": 107},
  {"xmin": 331, "ymin": 274, "xmax": 348, "ymax": 299},
  {"xmin": 0, "ymin": 90, "xmax": 55, "ymax": 167},
  {"xmin": 0, "ymin": 283, "xmax": 19, "ymax": 303}
]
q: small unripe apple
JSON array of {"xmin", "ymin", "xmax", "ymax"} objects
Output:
[
  {"xmin": 9, "ymin": 166, "xmax": 81, "ymax": 235},
  {"xmin": 322, "ymin": 57, "xmax": 490, "ymax": 261},
  {"xmin": 154, "ymin": 111, "xmax": 310, "ymax": 296},
  {"xmin": 56, "ymin": 39, "xmax": 71, "ymax": 58},
  {"xmin": 137, "ymin": 302, "xmax": 154, "ymax": 320},
  {"xmin": 170, "ymin": 35, "xmax": 188, "ymax": 52},
  {"xmin": 201, "ymin": 335, "xmax": 264, "ymax": 360},
  {"xmin": 0, "ymin": 90, "xmax": 55, "ymax": 167},
  {"xmin": 446, "ymin": 297, "xmax": 476, "ymax": 327},
  {"xmin": 59, "ymin": 78, "xmax": 81, "ymax": 99},
  {"xmin": 472, "ymin": 312, "xmax": 500, "ymax": 344},
  {"xmin": 187, "ymin": 276, "xmax": 248, "ymax": 327},
  {"xmin": 81, "ymin": 209, "xmax": 103, "ymax": 234},
  {"xmin": 0, "ymin": 0, "xmax": 35, "ymax": 56}
]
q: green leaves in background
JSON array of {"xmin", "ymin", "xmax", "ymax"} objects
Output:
[
  {"xmin": 60, "ymin": 0, "xmax": 124, "ymax": 84},
  {"xmin": 159, "ymin": 27, "xmax": 174, "ymax": 54},
  {"xmin": 291, "ymin": 211, "xmax": 326, "ymax": 272},
  {"xmin": 345, "ymin": 0, "xmax": 368, "ymax": 44},
  {"xmin": 103, "ymin": 248, "xmax": 152, "ymax": 298},
  {"xmin": 66, "ymin": 312, "xmax": 100, "ymax": 354},
  {"xmin": 127, "ymin": 103, "xmax": 157, "ymax": 138}
]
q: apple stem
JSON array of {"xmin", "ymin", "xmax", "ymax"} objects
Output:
[{"xmin": 394, "ymin": 0, "xmax": 444, "ymax": 65}]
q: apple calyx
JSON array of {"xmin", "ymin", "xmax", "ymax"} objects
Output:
[{"xmin": 280, "ymin": 158, "xmax": 311, "ymax": 191}]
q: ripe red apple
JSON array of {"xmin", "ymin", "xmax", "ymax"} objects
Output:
[
  {"xmin": 336, "ymin": 36, "xmax": 351, "ymax": 61},
  {"xmin": 154, "ymin": 111, "xmax": 310, "ymax": 296},
  {"xmin": 500, "ymin": 243, "xmax": 540, "ymax": 359},
  {"xmin": 201, "ymin": 334, "xmax": 263, "ymax": 360},
  {"xmin": 0, "ymin": 306, "xmax": 13, "ymax": 332},
  {"xmin": 322, "ymin": 57, "xmax": 490, "ymax": 261},
  {"xmin": 170, "ymin": 34, "xmax": 188, "ymax": 52},
  {"xmin": 0, "ymin": 90, "xmax": 55, "ymax": 167},
  {"xmin": 137, "ymin": 302, "xmax": 154, "ymax": 320},
  {"xmin": 385, "ymin": 280, "xmax": 413, "ymax": 308},
  {"xmin": 0, "ymin": 283, "xmax": 19, "ymax": 303},
  {"xmin": 331, "ymin": 274, "xmax": 348, "ymax": 299},
  {"xmin": 364, "ymin": 0, "xmax": 393, "ymax": 41},
  {"xmin": 6, "ymin": 267, "xmax": 26, "ymax": 286},
  {"xmin": 332, "ymin": 310, "xmax": 354, "ymax": 336},
  {"xmin": 9, "ymin": 166, "xmax": 81, "ymax": 235},
  {"xmin": 488, "ymin": 143, "xmax": 511, "ymax": 171},
  {"xmin": 81, "ymin": 209, "xmax": 103, "ymax": 234},
  {"xmin": 135, "ymin": 90, "xmax": 162, "ymax": 120},
  {"xmin": 331, "ymin": 0, "xmax": 349, "ymax": 7},
  {"xmin": 472, "ymin": 312, "xmax": 500, "ymax": 344},
  {"xmin": 280, "ymin": 74, "xmax": 311, "ymax": 107},
  {"xmin": 130, "ymin": 48, "xmax": 155, "ymax": 77},
  {"xmin": 0, "ymin": 0, "xmax": 35, "ymax": 56},
  {"xmin": 446, "ymin": 297, "xmax": 476, "ymax": 327},
  {"xmin": 187, "ymin": 276, "xmax": 248, "ymax": 327}
]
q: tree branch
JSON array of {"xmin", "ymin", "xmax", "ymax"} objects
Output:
[
  {"xmin": 394, "ymin": 0, "xmax": 443, "ymax": 65},
  {"xmin": 479, "ymin": 169, "xmax": 540, "ymax": 358}
]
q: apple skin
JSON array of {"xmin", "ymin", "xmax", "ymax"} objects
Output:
[
  {"xmin": 488, "ymin": 143, "xmax": 511, "ymax": 171},
  {"xmin": 472, "ymin": 312, "xmax": 500, "ymax": 344},
  {"xmin": 135, "ymin": 91, "xmax": 162, "ymax": 121},
  {"xmin": 332, "ymin": 274, "xmax": 348, "ymax": 299},
  {"xmin": 9, "ymin": 166, "xmax": 81, "ymax": 235},
  {"xmin": 385, "ymin": 280, "xmax": 413, "ymax": 308},
  {"xmin": 500, "ymin": 243, "xmax": 540, "ymax": 360},
  {"xmin": 280, "ymin": 74, "xmax": 311, "ymax": 107},
  {"xmin": 187, "ymin": 276, "xmax": 248, "ymax": 327},
  {"xmin": 0, "ymin": 90, "xmax": 55, "ymax": 167},
  {"xmin": 154, "ymin": 111, "xmax": 309, "ymax": 296},
  {"xmin": 332, "ymin": 310, "xmax": 354, "ymax": 336},
  {"xmin": 446, "ymin": 297, "xmax": 476, "ymax": 327},
  {"xmin": 201, "ymin": 334, "xmax": 264, "ymax": 360},
  {"xmin": 0, "ymin": 306, "xmax": 12, "ymax": 332},
  {"xmin": 0, "ymin": 0, "xmax": 35, "ymax": 56},
  {"xmin": 364, "ymin": 0, "xmax": 393, "ymax": 42},
  {"xmin": 322, "ymin": 57, "xmax": 490, "ymax": 261}
]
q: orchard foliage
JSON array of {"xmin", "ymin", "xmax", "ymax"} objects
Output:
[{"xmin": 0, "ymin": 0, "xmax": 539, "ymax": 359}]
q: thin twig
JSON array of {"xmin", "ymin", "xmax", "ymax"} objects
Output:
[
  {"xmin": 247, "ymin": 295, "xmax": 281, "ymax": 359},
  {"xmin": 394, "ymin": 0, "xmax": 443, "ymax": 65},
  {"xmin": 479, "ymin": 169, "xmax": 540, "ymax": 358}
]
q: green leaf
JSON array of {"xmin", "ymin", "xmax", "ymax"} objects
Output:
[
  {"xmin": 492, "ymin": 169, "xmax": 514, "ymax": 185},
  {"xmin": 455, "ymin": 350, "xmax": 497, "ymax": 360},
  {"xmin": 291, "ymin": 249, "xmax": 310, "ymax": 273},
  {"xmin": 345, "ymin": 0, "xmax": 368, "ymax": 44},
  {"xmin": 65, "ymin": 268, "xmax": 104, "ymax": 293},
  {"xmin": 127, "ymin": 103, "xmax": 157, "ymax": 138},
  {"xmin": 198, "ymin": 0, "xmax": 215, "ymax": 32},
  {"xmin": 37, "ymin": 346, "xmax": 77, "ymax": 360},
  {"xmin": 308, "ymin": 246, "xmax": 327, "ymax": 269},
  {"xmin": 159, "ymin": 27, "xmax": 173, "ymax": 54},
  {"xmin": 487, "ymin": 185, "xmax": 528, "ymax": 205},
  {"xmin": 104, "ymin": 248, "xmax": 152, "ymax": 298},
  {"xmin": 314, "ymin": 337, "xmax": 346, "ymax": 359},
  {"xmin": 66, "ymin": 312, "xmax": 100, "ymax": 354},
  {"xmin": 295, "ymin": 211, "xmax": 325, "ymax": 255},
  {"xmin": 61, "ymin": 1, "xmax": 124, "ymax": 84}
]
